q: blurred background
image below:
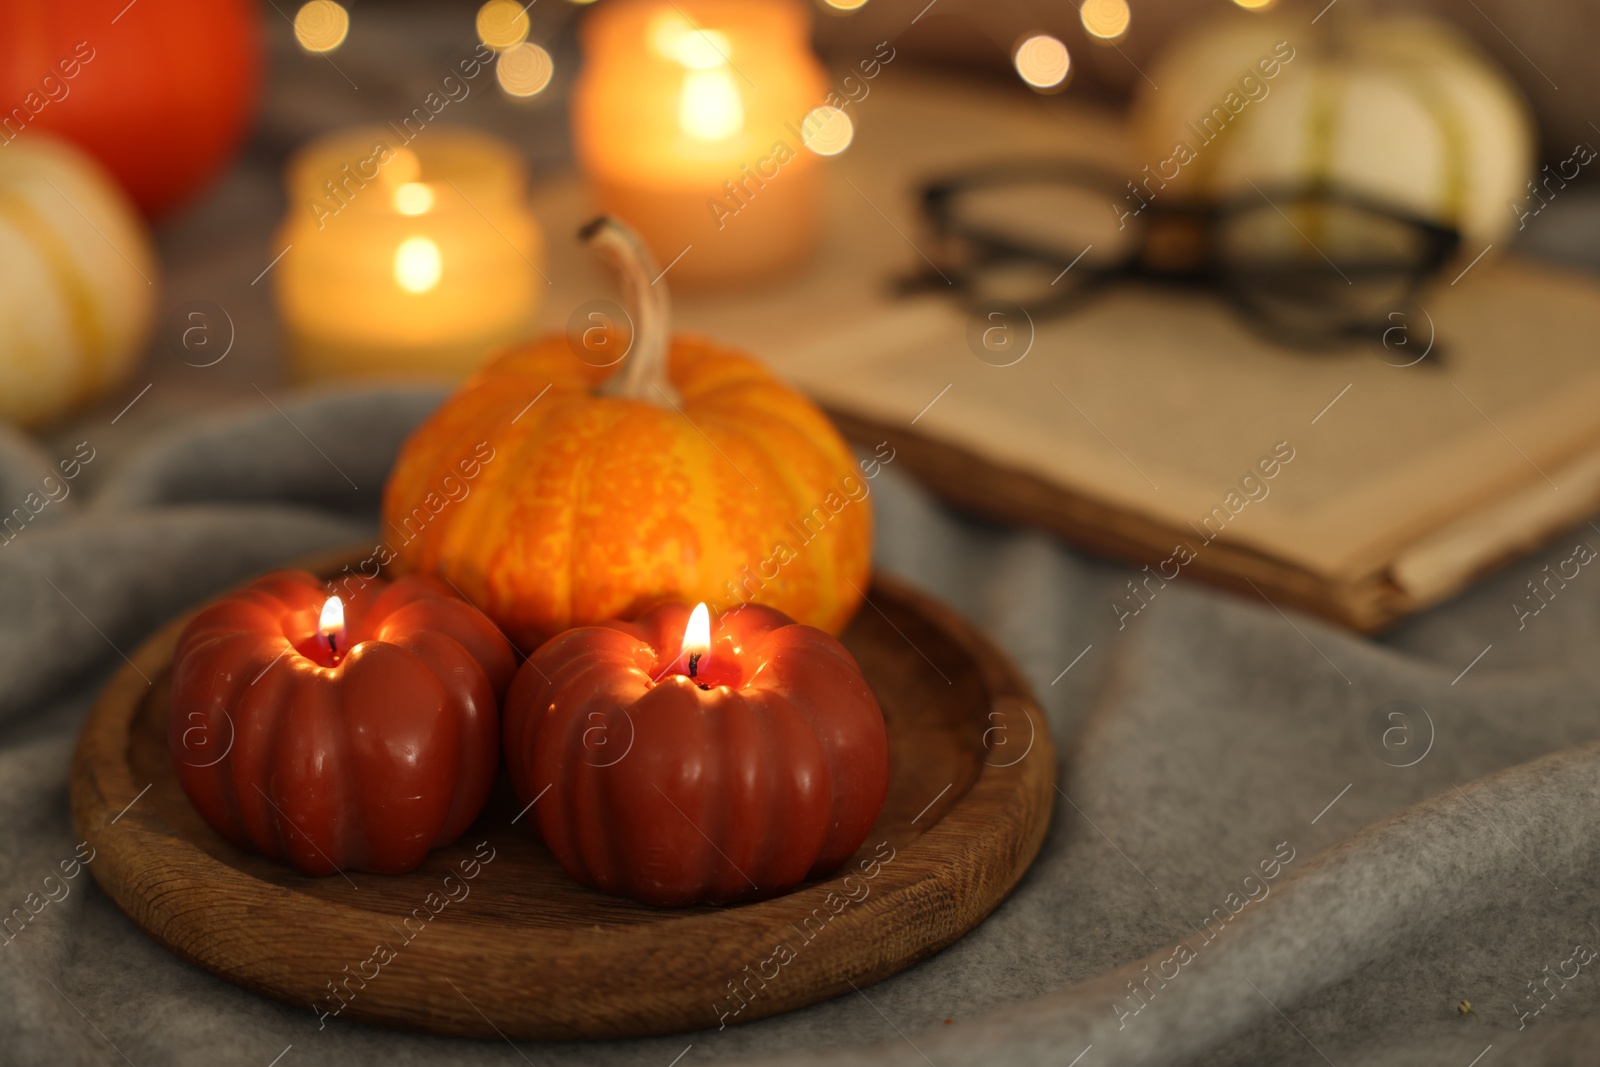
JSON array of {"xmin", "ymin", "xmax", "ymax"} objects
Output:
[
  {"xmin": 3, "ymin": 0, "xmax": 1598, "ymax": 623},
  {"xmin": 2, "ymin": 0, "xmax": 1594, "ymax": 422}
]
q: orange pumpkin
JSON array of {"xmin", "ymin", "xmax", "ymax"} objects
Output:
[
  {"xmin": 0, "ymin": 0, "xmax": 261, "ymax": 218},
  {"xmin": 382, "ymin": 218, "xmax": 871, "ymax": 647}
]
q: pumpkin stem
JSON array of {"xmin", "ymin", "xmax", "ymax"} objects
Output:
[{"xmin": 580, "ymin": 216, "xmax": 680, "ymax": 406}]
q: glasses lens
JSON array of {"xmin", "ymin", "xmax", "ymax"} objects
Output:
[
  {"xmin": 1217, "ymin": 196, "xmax": 1433, "ymax": 339},
  {"xmin": 928, "ymin": 174, "xmax": 1135, "ymax": 308},
  {"xmin": 946, "ymin": 179, "xmax": 1132, "ymax": 262}
]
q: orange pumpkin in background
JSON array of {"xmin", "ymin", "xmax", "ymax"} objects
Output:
[
  {"xmin": 382, "ymin": 218, "xmax": 872, "ymax": 647},
  {"xmin": 0, "ymin": 0, "xmax": 261, "ymax": 218}
]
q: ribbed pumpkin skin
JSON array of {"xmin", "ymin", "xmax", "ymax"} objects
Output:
[
  {"xmin": 1133, "ymin": 13, "xmax": 1534, "ymax": 248},
  {"xmin": 169, "ymin": 572, "xmax": 515, "ymax": 876},
  {"xmin": 383, "ymin": 334, "xmax": 872, "ymax": 648},
  {"xmin": 503, "ymin": 602, "xmax": 889, "ymax": 907},
  {"xmin": 0, "ymin": 136, "xmax": 156, "ymax": 426}
]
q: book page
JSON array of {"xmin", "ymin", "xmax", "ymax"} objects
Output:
[{"xmin": 759, "ymin": 260, "xmax": 1600, "ymax": 584}]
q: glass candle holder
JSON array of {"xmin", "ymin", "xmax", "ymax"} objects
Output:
[
  {"xmin": 571, "ymin": 0, "xmax": 829, "ymax": 288},
  {"xmin": 273, "ymin": 125, "xmax": 544, "ymax": 383}
]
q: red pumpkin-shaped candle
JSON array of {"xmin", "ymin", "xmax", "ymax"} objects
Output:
[
  {"xmin": 504, "ymin": 601, "xmax": 889, "ymax": 907},
  {"xmin": 170, "ymin": 571, "xmax": 515, "ymax": 876}
]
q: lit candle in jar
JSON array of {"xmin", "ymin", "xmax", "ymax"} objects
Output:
[
  {"xmin": 571, "ymin": 0, "xmax": 834, "ymax": 288},
  {"xmin": 273, "ymin": 125, "xmax": 545, "ymax": 383}
]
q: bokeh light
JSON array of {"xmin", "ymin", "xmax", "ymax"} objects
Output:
[
  {"xmin": 1232, "ymin": 0, "xmax": 1277, "ymax": 8},
  {"xmin": 384, "ymin": 148, "xmax": 422, "ymax": 186},
  {"xmin": 1014, "ymin": 34, "xmax": 1071, "ymax": 90},
  {"xmin": 393, "ymin": 183, "xmax": 434, "ymax": 216},
  {"xmin": 678, "ymin": 68, "xmax": 744, "ymax": 140},
  {"xmin": 672, "ymin": 29, "xmax": 731, "ymax": 69},
  {"xmin": 293, "ymin": 1, "xmax": 349, "ymax": 54},
  {"xmin": 821, "ymin": 0, "xmax": 871, "ymax": 9},
  {"xmin": 394, "ymin": 237, "xmax": 442, "ymax": 293},
  {"xmin": 801, "ymin": 105, "xmax": 854, "ymax": 156},
  {"xmin": 476, "ymin": 0, "xmax": 531, "ymax": 52},
  {"xmin": 497, "ymin": 42, "xmax": 555, "ymax": 97},
  {"xmin": 1080, "ymin": 0, "xmax": 1130, "ymax": 42},
  {"xmin": 651, "ymin": 15, "xmax": 733, "ymax": 70}
]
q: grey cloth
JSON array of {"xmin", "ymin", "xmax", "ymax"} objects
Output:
[
  {"xmin": 8, "ymin": 5, "xmax": 1600, "ymax": 1064},
  {"xmin": 4, "ymin": 386, "xmax": 1600, "ymax": 1067}
]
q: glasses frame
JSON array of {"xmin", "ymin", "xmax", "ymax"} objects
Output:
[{"xmin": 914, "ymin": 160, "xmax": 1463, "ymax": 350}]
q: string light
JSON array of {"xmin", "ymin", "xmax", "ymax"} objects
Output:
[
  {"xmin": 498, "ymin": 42, "xmax": 555, "ymax": 97},
  {"xmin": 1080, "ymin": 0, "xmax": 1131, "ymax": 42},
  {"xmin": 1014, "ymin": 34, "xmax": 1070, "ymax": 91},
  {"xmin": 293, "ymin": 1, "xmax": 349, "ymax": 53},
  {"xmin": 801, "ymin": 105, "xmax": 854, "ymax": 156},
  {"xmin": 476, "ymin": 0, "xmax": 531, "ymax": 51}
]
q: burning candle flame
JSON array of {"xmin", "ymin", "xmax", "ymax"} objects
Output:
[
  {"xmin": 320, "ymin": 595, "xmax": 346, "ymax": 654},
  {"xmin": 394, "ymin": 236, "xmax": 442, "ymax": 293},
  {"xmin": 678, "ymin": 68, "xmax": 743, "ymax": 142},
  {"xmin": 682, "ymin": 602, "xmax": 711, "ymax": 658}
]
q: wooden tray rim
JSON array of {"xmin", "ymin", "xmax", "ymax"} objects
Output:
[{"xmin": 70, "ymin": 552, "xmax": 1056, "ymax": 1040}]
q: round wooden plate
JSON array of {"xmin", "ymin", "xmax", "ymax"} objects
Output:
[{"xmin": 71, "ymin": 551, "xmax": 1055, "ymax": 1040}]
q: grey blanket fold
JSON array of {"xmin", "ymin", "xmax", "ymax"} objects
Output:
[{"xmin": 2, "ymin": 388, "xmax": 1596, "ymax": 1067}]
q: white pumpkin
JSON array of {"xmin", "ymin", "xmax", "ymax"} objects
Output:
[
  {"xmin": 0, "ymin": 135, "xmax": 157, "ymax": 427},
  {"xmin": 1132, "ymin": 12, "xmax": 1535, "ymax": 252}
]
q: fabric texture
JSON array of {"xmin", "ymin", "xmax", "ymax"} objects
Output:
[
  {"xmin": 3, "ymin": 384, "xmax": 1600, "ymax": 1067},
  {"xmin": 7, "ymin": 6, "xmax": 1600, "ymax": 1064}
]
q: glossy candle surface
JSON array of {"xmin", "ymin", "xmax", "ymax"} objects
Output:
[
  {"xmin": 503, "ymin": 601, "xmax": 889, "ymax": 907},
  {"xmin": 571, "ymin": 0, "xmax": 828, "ymax": 286},
  {"xmin": 274, "ymin": 125, "xmax": 544, "ymax": 382},
  {"xmin": 169, "ymin": 571, "xmax": 516, "ymax": 875}
]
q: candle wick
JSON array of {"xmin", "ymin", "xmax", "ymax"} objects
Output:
[
  {"xmin": 326, "ymin": 632, "xmax": 338, "ymax": 657},
  {"xmin": 688, "ymin": 651, "xmax": 701, "ymax": 678}
]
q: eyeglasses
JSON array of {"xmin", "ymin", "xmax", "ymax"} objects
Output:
[{"xmin": 904, "ymin": 161, "xmax": 1461, "ymax": 354}]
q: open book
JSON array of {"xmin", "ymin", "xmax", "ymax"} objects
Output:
[
  {"xmin": 759, "ymin": 257, "xmax": 1600, "ymax": 631},
  {"xmin": 528, "ymin": 71, "xmax": 1599, "ymax": 632}
]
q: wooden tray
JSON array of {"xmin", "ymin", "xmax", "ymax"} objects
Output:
[{"xmin": 70, "ymin": 554, "xmax": 1055, "ymax": 1040}]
